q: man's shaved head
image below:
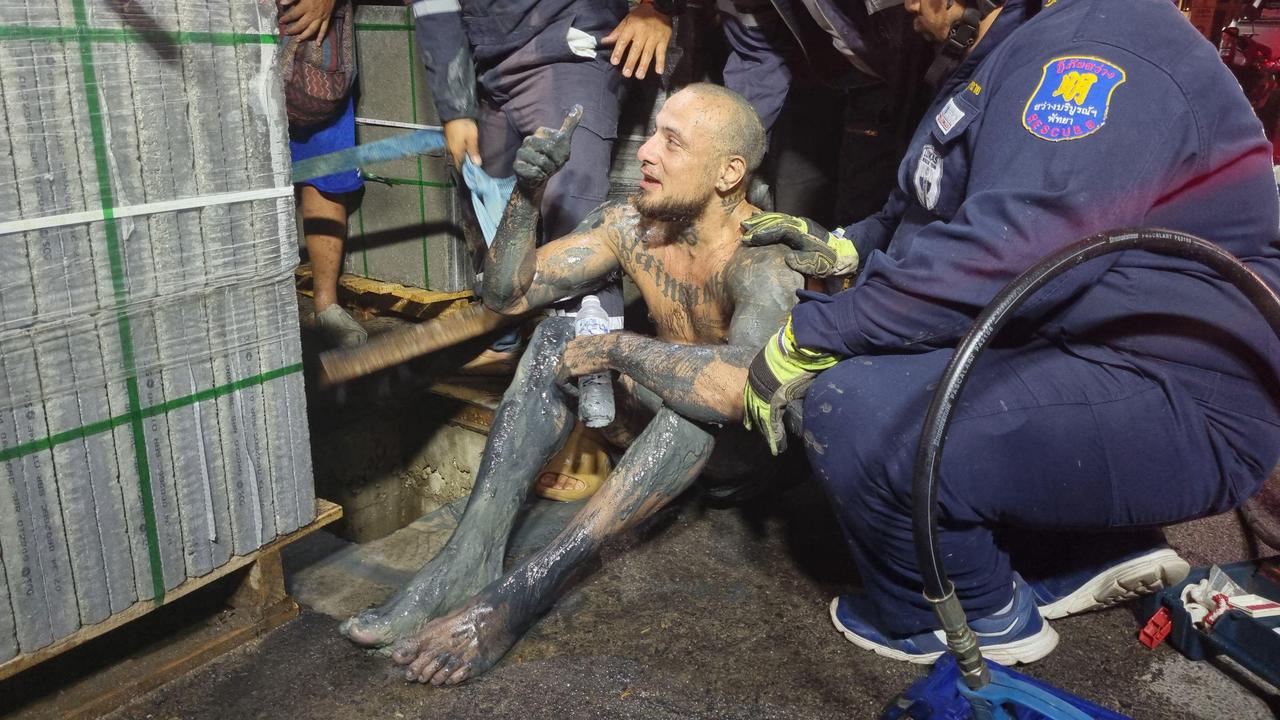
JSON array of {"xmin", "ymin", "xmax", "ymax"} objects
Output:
[
  {"xmin": 633, "ymin": 83, "xmax": 767, "ymax": 224},
  {"xmin": 677, "ymin": 83, "xmax": 767, "ymax": 174}
]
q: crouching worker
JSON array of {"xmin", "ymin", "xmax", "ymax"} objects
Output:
[
  {"xmin": 741, "ymin": 0, "xmax": 1280, "ymax": 666},
  {"xmin": 340, "ymin": 84, "xmax": 801, "ymax": 684}
]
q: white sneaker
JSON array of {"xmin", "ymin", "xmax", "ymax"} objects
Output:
[{"xmin": 315, "ymin": 304, "xmax": 368, "ymax": 348}]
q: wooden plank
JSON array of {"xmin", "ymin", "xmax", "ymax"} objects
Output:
[
  {"xmin": 424, "ymin": 378, "xmax": 507, "ymax": 434},
  {"xmin": 14, "ymin": 596, "xmax": 300, "ymax": 720},
  {"xmin": 428, "ymin": 377, "xmax": 505, "ymax": 411},
  {"xmin": 442, "ymin": 403, "xmax": 496, "ymax": 435},
  {"xmin": 227, "ymin": 550, "xmax": 287, "ymax": 615},
  {"xmin": 296, "ymin": 264, "xmax": 472, "ymax": 321},
  {"xmin": 0, "ymin": 499, "xmax": 341, "ymax": 682}
]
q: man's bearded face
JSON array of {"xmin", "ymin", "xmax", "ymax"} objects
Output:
[
  {"xmin": 633, "ymin": 93, "xmax": 725, "ymax": 225},
  {"xmin": 634, "ymin": 178, "xmax": 715, "ymax": 224}
]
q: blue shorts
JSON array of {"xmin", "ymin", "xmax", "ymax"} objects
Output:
[{"xmin": 289, "ymin": 94, "xmax": 363, "ymax": 194}]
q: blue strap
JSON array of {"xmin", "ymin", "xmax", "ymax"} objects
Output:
[{"xmin": 292, "ymin": 128, "xmax": 446, "ymax": 183}]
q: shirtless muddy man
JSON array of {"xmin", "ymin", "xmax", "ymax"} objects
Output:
[{"xmin": 340, "ymin": 84, "xmax": 801, "ymax": 684}]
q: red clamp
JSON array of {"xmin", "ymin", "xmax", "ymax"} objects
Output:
[{"xmin": 1139, "ymin": 607, "xmax": 1173, "ymax": 649}]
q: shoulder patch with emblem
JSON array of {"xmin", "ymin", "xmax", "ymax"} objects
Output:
[
  {"xmin": 914, "ymin": 144, "xmax": 943, "ymax": 211},
  {"xmin": 1022, "ymin": 56, "xmax": 1126, "ymax": 142}
]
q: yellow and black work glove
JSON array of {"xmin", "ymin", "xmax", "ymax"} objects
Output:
[
  {"xmin": 740, "ymin": 212, "xmax": 859, "ymax": 278},
  {"xmin": 743, "ymin": 318, "xmax": 839, "ymax": 455}
]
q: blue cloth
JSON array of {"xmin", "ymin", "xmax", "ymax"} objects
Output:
[
  {"xmin": 411, "ymin": 0, "xmax": 627, "ymax": 321},
  {"xmin": 461, "ymin": 158, "xmax": 516, "ymax": 245},
  {"xmin": 472, "ymin": 53, "xmax": 626, "ymax": 322},
  {"xmin": 289, "ymin": 94, "xmax": 363, "ymax": 194},
  {"xmin": 797, "ymin": 0, "xmax": 1280, "ymax": 635},
  {"xmin": 721, "ymin": 13, "xmax": 792, "ymax": 131}
]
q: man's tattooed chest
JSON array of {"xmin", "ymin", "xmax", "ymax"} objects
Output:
[{"xmin": 617, "ymin": 236, "xmax": 732, "ymax": 342}]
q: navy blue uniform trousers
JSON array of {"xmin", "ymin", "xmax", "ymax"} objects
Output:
[
  {"xmin": 803, "ymin": 341, "xmax": 1280, "ymax": 635},
  {"xmin": 477, "ymin": 58, "xmax": 625, "ymax": 319}
]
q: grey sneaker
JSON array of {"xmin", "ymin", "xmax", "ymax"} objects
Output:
[{"xmin": 315, "ymin": 304, "xmax": 368, "ymax": 348}]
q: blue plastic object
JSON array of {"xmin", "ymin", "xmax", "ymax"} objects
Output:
[
  {"xmin": 1135, "ymin": 557, "xmax": 1280, "ymax": 688},
  {"xmin": 880, "ymin": 656, "xmax": 1131, "ymax": 720}
]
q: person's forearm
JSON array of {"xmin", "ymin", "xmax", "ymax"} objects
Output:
[
  {"xmin": 409, "ymin": 5, "xmax": 477, "ymax": 122},
  {"xmin": 481, "ymin": 190, "xmax": 540, "ymax": 314},
  {"xmin": 606, "ymin": 333, "xmax": 753, "ymax": 424}
]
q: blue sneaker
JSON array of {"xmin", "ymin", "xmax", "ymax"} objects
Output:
[
  {"xmin": 829, "ymin": 573, "xmax": 1058, "ymax": 665},
  {"xmin": 1028, "ymin": 546, "xmax": 1189, "ymax": 620}
]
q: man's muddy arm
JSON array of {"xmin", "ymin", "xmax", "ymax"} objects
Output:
[
  {"xmin": 481, "ymin": 201, "xmax": 628, "ymax": 315},
  {"xmin": 603, "ymin": 336, "xmax": 753, "ymax": 424},
  {"xmin": 598, "ymin": 247, "xmax": 802, "ymax": 424},
  {"xmin": 480, "ymin": 188, "xmax": 541, "ymax": 313}
]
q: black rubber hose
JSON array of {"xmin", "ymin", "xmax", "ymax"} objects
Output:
[{"xmin": 912, "ymin": 228, "xmax": 1280, "ymax": 603}]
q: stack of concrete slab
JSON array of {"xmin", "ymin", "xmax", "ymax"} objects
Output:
[
  {"xmin": 0, "ymin": 0, "xmax": 314, "ymax": 661},
  {"xmin": 342, "ymin": 3, "xmax": 470, "ymax": 292}
]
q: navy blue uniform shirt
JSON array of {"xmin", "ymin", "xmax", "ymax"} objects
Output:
[{"xmin": 790, "ymin": 0, "xmax": 1280, "ymax": 387}]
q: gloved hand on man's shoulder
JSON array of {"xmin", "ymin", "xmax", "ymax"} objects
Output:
[{"xmin": 740, "ymin": 212, "xmax": 860, "ymax": 278}]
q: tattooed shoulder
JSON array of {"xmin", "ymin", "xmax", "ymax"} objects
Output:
[
  {"xmin": 568, "ymin": 200, "xmax": 641, "ymax": 256},
  {"xmin": 571, "ymin": 199, "xmax": 632, "ymax": 234},
  {"xmin": 725, "ymin": 244, "xmax": 799, "ymax": 302}
]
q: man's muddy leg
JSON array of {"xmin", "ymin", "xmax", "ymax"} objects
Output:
[
  {"xmin": 391, "ymin": 407, "xmax": 715, "ymax": 684},
  {"xmin": 341, "ymin": 317, "xmax": 579, "ymax": 648}
]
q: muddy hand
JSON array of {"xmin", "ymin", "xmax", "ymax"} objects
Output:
[{"xmin": 513, "ymin": 105, "xmax": 583, "ymax": 195}]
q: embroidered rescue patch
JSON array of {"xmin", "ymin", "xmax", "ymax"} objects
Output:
[
  {"xmin": 1022, "ymin": 56, "xmax": 1126, "ymax": 142},
  {"xmin": 914, "ymin": 144, "xmax": 942, "ymax": 211}
]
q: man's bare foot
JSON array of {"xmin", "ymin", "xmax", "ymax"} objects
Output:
[
  {"xmin": 390, "ymin": 595, "xmax": 520, "ymax": 685},
  {"xmin": 339, "ymin": 544, "xmax": 501, "ymax": 650}
]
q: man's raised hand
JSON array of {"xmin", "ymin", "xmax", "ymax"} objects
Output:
[
  {"xmin": 514, "ymin": 105, "xmax": 583, "ymax": 195},
  {"xmin": 740, "ymin": 212, "xmax": 860, "ymax": 278}
]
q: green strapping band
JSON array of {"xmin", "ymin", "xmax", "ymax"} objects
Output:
[
  {"xmin": 70, "ymin": 0, "xmax": 166, "ymax": 604},
  {"xmin": 405, "ymin": 6, "xmax": 431, "ymax": 289},
  {"xmin": 362, "ymin": 172, "xmax": 453, "ymax": 189},
  {"xmin": 0, "ymin": 364, "xmax": 303, "ymax": 465},
  {"xmin": 0, "ymin": 25, "xmax": 276, "ymax": 46}
]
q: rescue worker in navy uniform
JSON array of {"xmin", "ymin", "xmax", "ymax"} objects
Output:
[
  {"xmin": 719, "ymin": 0, "xmax": 933, "ymax": 224},
  {"xmin": 741, "ymin": 0, "xmax": 1280, "ymax": 664}
]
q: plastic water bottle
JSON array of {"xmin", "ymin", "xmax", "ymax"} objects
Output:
[{"xmin": 575, "ymin": 295, "xmax": 615, "ymax": 428}]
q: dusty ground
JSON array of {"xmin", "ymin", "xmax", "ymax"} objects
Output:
[
  {"xmin": 82, "ymin": 301, "xmax": 1280, "ymax": 719},
  {"xmin": 97, "ymin": 479, "xmax": 1279, "ymax": 720}
]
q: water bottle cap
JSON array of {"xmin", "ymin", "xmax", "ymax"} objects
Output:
[{"xmin": 580, "ymin": 295, "xmax": 601, "ymax": 309}]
